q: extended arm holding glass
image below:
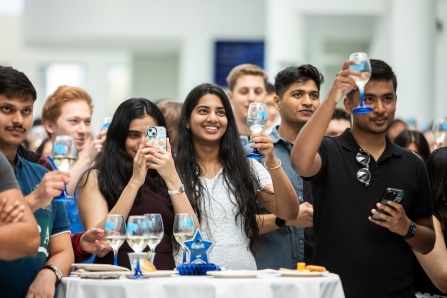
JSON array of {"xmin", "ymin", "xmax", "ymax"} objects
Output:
[
  {"xmin": 25, "ymin": 171, "xmax": 70, "ymax": 211},
  {"xmin": 251, "ymin": 132, "xmax": 299, "ymax": 221}
]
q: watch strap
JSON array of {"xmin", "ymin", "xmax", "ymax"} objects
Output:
[
  {"xmin": 44, "ymin": 265, "xmax": 62, "ymax": 285},
  {"xmin": 168, "ymin": 184, "xmax": 185, "ymax": 196},
  {"xmin": 402, "ymin": 221, "xmax": 416, "ymax": 239},
  {"xmin": 275, "ymin": 217, "xmax": 286, "ymax": 228}
]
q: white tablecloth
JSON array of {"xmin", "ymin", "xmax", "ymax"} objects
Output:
[{"xmin": 57, "ymin": 273, "xmax": 345, "ymax": 298}]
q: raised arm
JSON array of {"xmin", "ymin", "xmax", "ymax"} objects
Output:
[
  {"xmin": 291, "ymin": 60, "xmax": 358, "ymax": 177},
  {"xmin": 146, "ymin": 139, "xmax": 199, "ymax": 228},
  {"xmin": 251, "ymin": 133, "xmax": 299, "ymax": 221}
]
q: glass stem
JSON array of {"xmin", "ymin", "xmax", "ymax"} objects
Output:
[
  {"xmin": 113, "ymin": 248, "xmax": 118, "ymax": 266},
  {"xmin": 359, "ymin": 86, "xmax": 365, "ymax": 107},
  {"xmin": 135, "ymin": 258, "xmax": 143, "ymax": 277}
]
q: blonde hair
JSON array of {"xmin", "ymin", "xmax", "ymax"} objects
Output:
[{"xmin": 225, "ymin": 64, "xmax": 268, "ymax": 91}]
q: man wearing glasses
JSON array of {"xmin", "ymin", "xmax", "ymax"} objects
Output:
[{"xmin": 291, "ymin": 59, "xmax": 435, "ymax": 298}]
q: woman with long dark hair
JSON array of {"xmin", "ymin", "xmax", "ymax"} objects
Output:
[
  {"xmin": 175, "ymin": 83, "xmax": 299, "ymax": 269},
  {"xmin": 77, "ymin": 98, "xmax": 198, "ymax": 270},
  {"xmin": 413, "ymin": 147, "xmax": 447, "ymax": 296},
  {"xmin": 394, "ymin": 129, "xmax": 430, "ymax": 162}
]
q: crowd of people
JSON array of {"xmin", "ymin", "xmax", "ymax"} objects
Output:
[{"xmin": 0, "ymin": 56, "xmax": 446, "ymax": 298}]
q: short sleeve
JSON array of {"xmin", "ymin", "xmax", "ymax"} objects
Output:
[
  {"xmin": 0, "ymin": 153, "xmax": 19, "ymax": 192},
  {"xmin": 249, "ymin": 158, "xmax": 272, "ymax": 191},
  {"xmin": 51, "ymin": 201, "xmax": 71, "ymax": 236}
]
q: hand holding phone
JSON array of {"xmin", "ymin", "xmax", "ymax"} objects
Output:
[
  {"xmin": 146, "ymin": 126, "xmax": 167, "ymax": 150},
  {"xmin": 371, "ymin": 188, "xmax": 405, "ymax": 221}
]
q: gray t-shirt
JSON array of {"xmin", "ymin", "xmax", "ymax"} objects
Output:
[{"xmin": 0, "ymin": 152, "xmax": 19, "ymax": 192}]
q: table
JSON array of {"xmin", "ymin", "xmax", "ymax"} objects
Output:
[{"xmin": 57, "ymin": 272, "xmax": 345, "ymax": 298}]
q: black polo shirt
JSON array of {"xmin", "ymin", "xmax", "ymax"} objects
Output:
[{"xmin": 304, "ymin": 129, "xmax": 433, "ymax": 298}]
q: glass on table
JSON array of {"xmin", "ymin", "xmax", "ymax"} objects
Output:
[
  {"xmin": 144, "ymin": 213, "xmax": 164, "ymax": 265},
  {"xmin": 126, "ymin": 215, "xmax": 150, "ymax": 279},
  {"xmin": 173, "ymin": 213, "xmax": 195, "ymax": 264},
  {"xmin": 104, "ymin": 214, "xmax": 126, "ymax": 266}
]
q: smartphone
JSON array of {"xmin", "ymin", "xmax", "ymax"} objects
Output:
[
  {"xmin": 371, "ymin": 188, "xmax": 405, "ymax": 221},
  {"xmin": 146, "ymin": 126, "xmax": 167, "ymax": 150}
]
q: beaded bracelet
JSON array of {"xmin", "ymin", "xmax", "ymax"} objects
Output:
[{"xmin": 263, "ymin": 159, "xmax": 282, "ymax": 170}]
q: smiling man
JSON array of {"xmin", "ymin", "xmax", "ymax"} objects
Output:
[
  {"xmin": 254, "ymin": 65, "xmax": 323, "ymax": 269},
  {"xmin": 42, "ymin": 86, "xmax": 104, "ymax": 233},
  {"xmin": 226, "ymin": 64, "xmax": 268, "ymax": 137},
  {"xmin": 291, "ymin": 59, "xmax": 435, "ymax": 298}
]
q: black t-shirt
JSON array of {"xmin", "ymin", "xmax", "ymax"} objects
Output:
[{"xmin": 304, "ymin": 130, "xmax": 433, "ymax": 298}]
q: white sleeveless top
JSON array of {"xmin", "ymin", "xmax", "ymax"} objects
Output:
[{"xmin": 174, "ymin": 159, "xmax": 272, "ymax": 270}]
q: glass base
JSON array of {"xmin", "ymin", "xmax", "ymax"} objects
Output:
[
  {"xmin": 54, "ymin": 196, "xmax": 76, "ymax": 202},
  {"xmin": 352, "ymin": 106, "xmax": 373, "ymax": 114},
  {"xmin": 246, "ymin": 153, "xmax": 264, "ymax": 159}
]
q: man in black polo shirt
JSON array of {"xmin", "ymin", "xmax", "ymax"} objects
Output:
[{"xmin": 291, "ymin": 59, "xmax": 435, "ymax": 298}]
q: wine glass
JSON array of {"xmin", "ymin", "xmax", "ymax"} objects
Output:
[
  {"xmin": 144, "ymin": 213, "xmax": 164, "ymax": 264},
  {"xmin": 100, "ymin": 117, "xmax": 113, "ymax": 132},
  {"xmin": 173, "ymin": 213, "xmax": 195, "ymax": 264},
  {"xmin": 246, "ymin": 103, "xmax": 268, "ymax": 159},
  {"xmin": 126, "ymin": 216, "xmax": 150, "ymax": 279},
  {"xmin": 349, "ymin": 52, "xmax": 373, "ymax": 114},
  {"xmin": 104, "ymin": 214, "xmax": 126, "ymax": 266},
  {"xmin": 432, "ymin": 118, "xmax": 447, "ymax": 148},
  {"xmin": 47, "ymin": 135, "xmax": 77, "ymax": 201}
]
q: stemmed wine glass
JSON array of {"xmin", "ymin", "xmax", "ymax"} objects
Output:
[
  {"xmin": 100, "ymin": 117, "xmax": 113, "ymax": 132},
  {"xmin": 349, "ymin": 52, "xmax": 373, "ymax": 114},
  {"xmin": 144, "ymin": 213, "xmax": 164, "ymax": 265},
  {"xmin": 246, "ymin": 103, "xmax": 267, "ymax": 159},
  {"xmin": 104, "ymin": 214, "xmax": 126, "ymax": 266},
  {"xmin": 173, "ymin": 213, "xmax": 195, "ymax": 264},
  {"xmin": 46, "ymin": 135, "xmax": 77, "ymax": 201},
  {"xmin": 432, "ymin": 118, "xmax": 447, "ymax": 148},
  {"xmin": 126, "ymin": 215, "xmax": 150, "ymax": 279}
]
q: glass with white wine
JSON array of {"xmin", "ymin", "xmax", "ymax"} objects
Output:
[
  {"xmin": 104, "ymin": 214, "xmax": 126, "ymax": 266},
  {"xmin": 53, "ymin": 135, "xmax": 77, "ymax": 172},
  {"xmin": 126, "ymin": 215, "xmax": 150, "ymax": 279},
  {"xmin": 144, "ymin": 213, "xmax": 164, "ymax": 264},
  {"xmin": 173, "ymin": 213, "xmax": 195, "ymax": 264},
  {"xmin": 432, "ymin": 118, "xmax": 447, "ymax": 148},
  {"xmin": 349, "ymin": 52, "xmax": 373, "ymax": 114},
  {"xmin": 246, "ymin": 103, "xmax": 267, "ymax": 159}
]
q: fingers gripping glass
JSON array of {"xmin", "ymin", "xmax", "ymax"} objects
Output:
[
  {"xmin": 356, "ymin": 150, "xmax": 371, "ymax": 187},
  {"xmin": 349, "ymin": 52, "xmax": 373, "ymax": 114}
]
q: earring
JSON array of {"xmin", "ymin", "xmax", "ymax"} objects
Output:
[{"xmin": 186, "ymin": 123, "xmax": 190, "ymax": 129}]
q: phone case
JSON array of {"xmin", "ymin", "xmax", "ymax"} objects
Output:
[
  {"xmin": 371, "ymin": 188, "xmax": 405, "ymax": 221},
  {"xmin": 146, "ymin": 126, "xmax": 167, "ymax": 150}
]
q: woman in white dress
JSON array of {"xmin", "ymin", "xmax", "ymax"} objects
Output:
[{"xmin": 175, "ymin": 83, "xmax": 299, "ymax": 269}]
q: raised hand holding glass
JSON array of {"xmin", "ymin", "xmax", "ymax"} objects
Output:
[
  {"xmin": 349, "ymin": 52, "xmax": 373, "ymax": 114},
  {"xmin": 246, "ymin": 103, "xmax": 267, "ymax": 159}
]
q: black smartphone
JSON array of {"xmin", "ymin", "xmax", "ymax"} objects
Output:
[{"xmin": 371, "ymin": 188, "xmax": 405, "ymax": 221}]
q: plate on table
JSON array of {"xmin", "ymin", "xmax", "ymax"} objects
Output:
[
  {"xmin": 75, "ymin": 271, "xmax": 133, "ymax": 277},
  {"xmin": 142, "ymin": 270, "xmax": 178, "ymax": 277},
  {"xmin": 277, "ymin": 270, "xmax": 327, "ymax": 277},
  {"xmin": 72, "ymin": 263, "xmax": 130, "ymax": 272},
  {"xmin": 207, "ymin": 270, "xmax": 258, "ymax": 278}
]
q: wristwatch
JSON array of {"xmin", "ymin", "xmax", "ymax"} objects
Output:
[
  {"xmin": 168, "ymin": 184, "xmax": 185, "ymax": 196},
  {"xmin": 402, "ymin": 221, "xmax": 417, "ymax": 239},
  {"xmin": 44, "ymin": 265, "xmax": 63, "ymax": 285},
  {"xmin": 275, "ymin": 217, "xmax": 286, "ymax": 228}
]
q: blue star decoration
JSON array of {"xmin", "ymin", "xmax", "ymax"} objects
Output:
[{"xmin": 183, "ymin": 229, "xmax": 214, "ymax": 264}]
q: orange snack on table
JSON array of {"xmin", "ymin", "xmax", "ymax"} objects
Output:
[
  {"xmin": 140, "ymin": 259, "xmax": 156, "ymax": 272},
  {"xmin": 297, "ymin": 262, "xmax": 306, "ymax": 271}
]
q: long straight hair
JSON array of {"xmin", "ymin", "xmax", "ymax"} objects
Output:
[
  {"xmin": 77, "ymin": 98, "xmax": 167, "ymax": 210},
  {"xmin": 426, "ymin": 147, "xmax": 447, "ymax": 234},
  {"xmin": 175, "ymin": 83, "xmax": 261, "ymax": 253}
]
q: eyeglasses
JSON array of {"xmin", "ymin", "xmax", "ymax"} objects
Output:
[{"xmin": 356, "ymin": 150, "xmax": 371, "ymax": 187}]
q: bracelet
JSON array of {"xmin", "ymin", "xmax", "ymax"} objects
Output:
[{"xmin": 263, "ymin": 159, "xmax": 282, "ymax": 170}]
